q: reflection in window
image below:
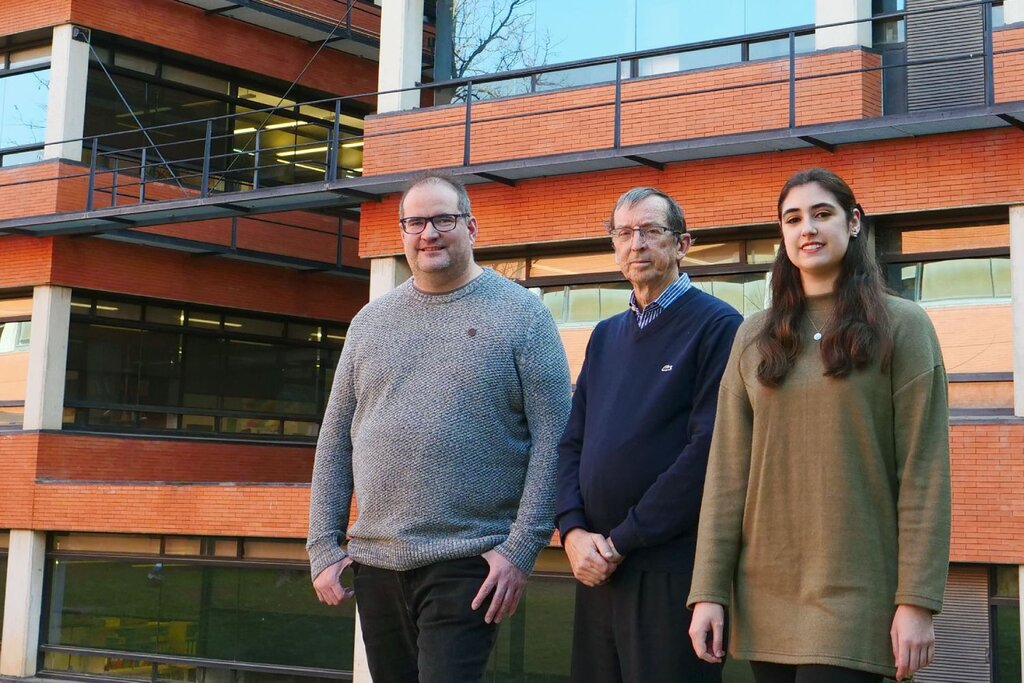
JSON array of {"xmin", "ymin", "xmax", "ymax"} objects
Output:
[
  {"xmin": 44, "ymin": 558, "xmax": 355, "ymax": 673},
  {"xmin": 0, "ymin": 297, "xmax": 33, "ymax": 431},
  {"xmin": 992, "ymin": 565, "xmax": 1020, "ymax": 683},
  {"xmin": 533, "ymin": 283, "xmax": 632, "ymax": 324},
  {"xmin": 692, "ymin": 272, "xmax": 768, "ymax": 317},
  {"xmin": 0, "ymin": 553, "xmax": 6, "ymax": 638},
  {"xmin": 64, "ymin": 296, "xmax": 345, "ymax": 439},
  {"xmin": 0, "ymin": 68, "xmax": 50, "ymax": 165},
  {"xmin": 890, "ymin": 258, "xmax": 1011, "ymax": 303}
]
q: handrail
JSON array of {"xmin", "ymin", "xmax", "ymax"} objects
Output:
[{"xmin": 0, "ymin": 0, "xmax": 1013, "ymax": 217}]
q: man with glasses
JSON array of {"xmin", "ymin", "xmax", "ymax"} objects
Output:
[
  {"xmin": 307, "ymin": 174, "xmax": 571, "ymax": 683},
  {"xmin": 556, "ymin": 187, "xmax": 741, "ymax": 682}
]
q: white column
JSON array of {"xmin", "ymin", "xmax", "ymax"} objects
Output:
[
  {"xmin": 22, "ymin": 286, "xmax": 72, "ymax": 431},
  {"xmin": 1011, "ymin": 206, "xmax": 1024, "ymax": 417},
  {"xmin": 377, "ymin": 0, "xmax": 425, "ymax": 113},
  {"xmin": 1006, "ymin": 0, "xmax": 1024, "ymax": 25},
  {"xmin": 369, "ymin": 256, "xmax": 411, "ymax": 301},
  {"xmin": 44, "ymin": 25, "xmax": 90, "ymax": 161},
  {"xmin": 0, "ymin": 531, "xmax": 47, "ymax": 677},
  {"xmin": 815, "ymin": 0, "xmax": 873, "ymax": 50},
  {"xmin": 352, "ymin": 609, "xmax": 372, "ymax": 683}
]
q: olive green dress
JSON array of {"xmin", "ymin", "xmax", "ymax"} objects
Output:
[{"xmin": 688, "ymin": 294, "xmax": 951, "ymax": 677}]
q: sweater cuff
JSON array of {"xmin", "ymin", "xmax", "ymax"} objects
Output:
[
  {"xmin": 895, "ymin": 592, "xmax": 943, "ymax": 614},
  {"xmin": 557, "ymin": 509, "xmax": 589, "ymax": 538},
  {"xmin": 608, "ymin": 523, "xmax": 641, "ymax": 557},
  {"xmin": 307, "ymin": 536, "xmax": 348, "ymax": 580},
  {"xmin": 494, "ymin": 534, "xmax": 544, "ymax": 574},
  {"xmin": 686, "ymin": 591, "xmax": 731, "ymax": 610}
]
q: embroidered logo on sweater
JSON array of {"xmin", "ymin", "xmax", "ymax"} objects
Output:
[{"xmin": 661, "ymin": 364, "xmax": 673, "ymax": 372}]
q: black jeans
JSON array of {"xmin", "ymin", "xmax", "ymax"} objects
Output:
[
  {"xmin": 750, "ymin": 661, "xmax": 883, "ymax": 683},
  {"xmin": 352, "ymin": 556, "xmax": 498, "ymax": 683}
]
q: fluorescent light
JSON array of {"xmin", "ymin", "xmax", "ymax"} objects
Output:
[
  {"xmin": 96, "ymin": 305, "xmax": 119, "ymax": 311},
  {"xmin": 275, "ymin": 146, "xmax": 329, "ymax": 157},
  {"xmin": 276, "ymin": 159, "xmax": 326, "ymax": 174},
  {"xmin": 234, "ymin": 120, "xmax": 307, "ymax": 135},
  {"xmin": 341, "ymin": 141, "xmax": 364, "ymax": 148}
]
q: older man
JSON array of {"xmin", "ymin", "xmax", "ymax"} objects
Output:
[
  {"xmin": 556, "ymin": 187, "xmax": 741, "ymax": 682},
  {"xmin": 308, "ymin": 174, "xmax": 571, "ymax": 683}
]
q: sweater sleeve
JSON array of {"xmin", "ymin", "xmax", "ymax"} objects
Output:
[
  {"xmin": 493, "ymin": 306, "xmax": 572, "ymax": 574},
  {"xmin": 687, "ymin": 333, "xmax": 753, "ymax": 608},
  {"xmin": 892, "ymin": 362, "xmax": 951, "ymax": 612},
  {"xmin": 555, "ymin": 335, "xmax": 593, "ymax": 538},
  {"xmin": 306, "ymin": 338, "xmax": 357, "ymax": 580},
  {"xmin": 608, "ymin": 312, "xmax": 742, "ymax": 555}
]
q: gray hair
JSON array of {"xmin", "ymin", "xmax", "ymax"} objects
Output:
[
  {"xmin": 608, "ymin": 187, "xmax": 687, "ymax": 236},
  {"xmin": 399, "ymin": 173, "xmax": 472, "ymax": 217}
]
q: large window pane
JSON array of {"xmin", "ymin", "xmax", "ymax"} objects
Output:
[
  {"xmin": 45, "ymin": 558, "xmax": 355, "ymax": 672},
  {"xmin": 892, "ymin": 258, "xmax": 1012, "ymax": 303},
  {"xmin": 0, "ymin": 69, "xmax": 50, "ymax": 162},
  {"xmin": 692, "ymin": 273, "xmax": 768, "ymax": 316}
]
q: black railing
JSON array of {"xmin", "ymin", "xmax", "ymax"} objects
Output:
[{"xmin": 0, "ymin": 0, "xmax": 1018, "ymax": 217}]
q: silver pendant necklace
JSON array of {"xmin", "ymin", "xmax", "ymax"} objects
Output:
[{"xmin": 809, "ymin": 314, "xmax": 825, "ymax": 342}]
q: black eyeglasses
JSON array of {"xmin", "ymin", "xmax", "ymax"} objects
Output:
[{"xmin": 399, "ymin": 213, "xmax": 469, "ymax": 234}]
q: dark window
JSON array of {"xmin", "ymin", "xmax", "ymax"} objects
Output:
[
  {"xmin": 992, "ymin": 566, "xmax": 1020, "ymax": 683},
  {"xmin": 64, "ymin": 295, "xmax": 345, "ymax": 440}
]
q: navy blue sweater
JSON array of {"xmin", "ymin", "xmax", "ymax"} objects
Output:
[{"xmin": 556, "ymin": 287, "xmax": 741, "ymax": 571}]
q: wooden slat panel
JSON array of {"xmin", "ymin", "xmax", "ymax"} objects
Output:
[{"xmin": 919, "ymin": 565, "xmax": 992, "ymax": 682}]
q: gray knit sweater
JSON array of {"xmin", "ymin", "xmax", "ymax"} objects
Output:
[{"xmin": 306, "ymin": 268, "xmax": 571, "ymax": 578}]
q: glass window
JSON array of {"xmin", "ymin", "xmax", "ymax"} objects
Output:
[
  {"xmin": 0, "ymin": 69, "xmax": 50, "ymax": 163},
  {"xmin": 993, "ymin": 566, "xmax": 1020, "ymax": 683},
  {"xmin": 0, "ymin": 553, "xmax": 7, "ymax": 640},
  {"xmin": 0, "ymin": 297, "xmax": 33, "ymax": 431},
  {"xmin": 530, "ymin": 252, "xmax": 618, "ymax": 277},
  {"xmin": 683, "ymin": 242, "xmax": 741, "ymax": 267},
  {"xmin": 9, "ymin": 46, "xmax": 51, "ymax": 69},
  {"xmin": 479, "ymin": 257, "xmax": 528, "ymax": 280},
  {"xmin": 692, "ymin": 272, "xmax": 769, "ymax": 317},
  {"xmin": 891, "ymin": 258, "xmax": 1011, "ymax": 303},
  {"xmin": 747, "ymin": 237, "xmax": 780, "ymax": 264},
  {"xmin": 45, "ymin": 558, "xmax": 356, "ymax": 672},
  {"xmin": 887, "ymin": 224, "xmax": 1009, "ymax": 254}
]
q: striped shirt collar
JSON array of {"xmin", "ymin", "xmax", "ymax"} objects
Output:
[{"xmin": 629, "ymin": 273, "xmax": 691, "ymax": 328}]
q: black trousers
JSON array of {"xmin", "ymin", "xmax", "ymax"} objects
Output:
[
  {"xmin": 570, "ymin": 562, "xmax": 723, "ymax": 683},
  {"xmin": 352, "ymin": 556, "xmax": 498, "ymax": 683},
  {"xmin": 750, "ymin": 661, "xmax": 883, "ymax": 683}
]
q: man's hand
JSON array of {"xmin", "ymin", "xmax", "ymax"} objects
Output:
[
  {"xmin": 312, "ymin": 556, "xmax": 354, "ymax": 605},
  {"xmin": 688, "ymin": 602, "xmax": 726, "ymax": 664},
  {"xmin": 891, "ymin": 604, "xmax": 935, "ymax": 681},
  {"xmin": 563, "ymin": 528, "xmax": 619, "ymax": 587},
  {"xmin": 471, "ymin": 549, "xmax": 527, "ymax": 624}
]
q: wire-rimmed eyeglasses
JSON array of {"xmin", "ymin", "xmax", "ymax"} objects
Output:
[
  {"xmin": 399, "ymin": 213, "xmax": 469, "ymax": 234},
  {"xmin": 607, "ymin": 225, "xmax": 679, "ymax": 244}
]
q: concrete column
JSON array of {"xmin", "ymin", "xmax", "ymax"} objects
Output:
[
  {"xmin": 22, "ymin": 286, "xmax": 72, "ymax": 431},
  {"xmin": 377, "ymin": 0, "xmax": 425, "ymax": 113},
  {"xmin": 1006, "ymin": 0, "xmax": 1024, "ymax": 25},
  {"xmin": 352, "ymin": 609, "xmax": 372, "ymax": 683},
  {"xmin": 1011, "ymin": 206, "xmax": 1024, "ymax": 417},
  {"xmin": 369, "ymin": 256, "xmax": 411, "ymax": 301},
  {"xmin": 44, "ymin": 25, "xmax": 90, "ymax": 161},
  {"xmin": 0, "ymin": 530, "xmax": 47, "ymax": 676},
  {"xmin": 815, "ymin": 0, "xmax": 873, "ymax": 50}
]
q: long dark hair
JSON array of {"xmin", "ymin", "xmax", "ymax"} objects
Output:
[{"xmin": 756, "ymin": 168, "xmax": 893, "ymax": 387}]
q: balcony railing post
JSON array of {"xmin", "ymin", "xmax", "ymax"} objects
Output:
[
  {"xmin": 201, "ymin": 119, "xmax": 213, "ymax": 198},
  {"xmin": 329, "ymin": 98, "xmax": 342, "ymax": 182},
  {"xmin": 139, "ymin": 146, "xmax": 147, "ymax": 205},
  {"xmin": 788, "ymin": 31, "xmax": 797, "ymax": 128},
  {"xmin": 614, "ymin": 57, "xmax": 622, "ymax": 149},
  {"xmin": 983, "ymin": 0, "xmax": 995, "ymax": 106},
  {"xmin": 463, "ymin": 81, "xmax": 473, "ymax": 166},
  {"xmin": 111, "ymin": 158, "xmax": 119, "ymax": 207},
  {"xmin": 86, "ymin": 137, "xmax": 97, "ymax": 211},
  {"xmin": 253, "ymin": 130, "xmax": 261, "ymax": 190}
]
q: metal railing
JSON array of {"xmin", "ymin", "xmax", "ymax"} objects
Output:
[{"xmin": 0, "ymin": 0, "xmax": 1018, "ymax": 218}]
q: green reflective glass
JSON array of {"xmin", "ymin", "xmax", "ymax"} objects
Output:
[
  {"xmin": 995, "ymin": 603, "xmax": 1021, "ymax": 683},
  {"xmin": 692, "ymin": 273, "xmax": 768, "ymax": 317},
  {"xmin": 45, "ymin": 559, "xmax": 355, "ymax": 671},
  {"xmin": 487, "ymin": 575, "xmax": 575, "ymax": 681}
]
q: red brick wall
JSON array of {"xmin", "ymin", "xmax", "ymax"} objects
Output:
[
  {"xmin": 1, "ymin": 0, "xmax": 377, "ymax": 99},
  {"xmin": 0, "ymin": 433, "xmax": 39, "ymax": 529},
  {"xmin": 950, "ymin": 423, "xmax": 1024, "ymax": 564},
  {"xmin": 994, "ymin": 26, "xmax": 1024, "ymax": 103},
  {"xmin": 0, "ymin": 161, "xmax": 67, "ymax": 219},
  {"xmin": 35, "ymin": 432, "xmax": 313, "ymax": 484},
  {"xmin": 0, "ymin": 236, "xmax": 54, "ymax": 289},
  {"xmin": 359, "ymin": 128, "xmax": 1024, "ymax": 257},
  {"xmin": 362, "ymin": 49, "xmax": 882, "ymax": 176}
]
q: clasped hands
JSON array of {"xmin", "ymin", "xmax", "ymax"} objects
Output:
[{"xmin": 563, "ymin": 528, "xmax": 624, "ymax": 586}]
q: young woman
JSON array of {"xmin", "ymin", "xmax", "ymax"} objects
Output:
[{"xmin": 687, "ymin": 168, "xmax": 951, "ymax": 683}]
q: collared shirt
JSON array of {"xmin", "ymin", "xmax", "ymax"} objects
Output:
[{"xmin": 629, "ymin": 273, "xmax": 692, "ymax": 329}]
